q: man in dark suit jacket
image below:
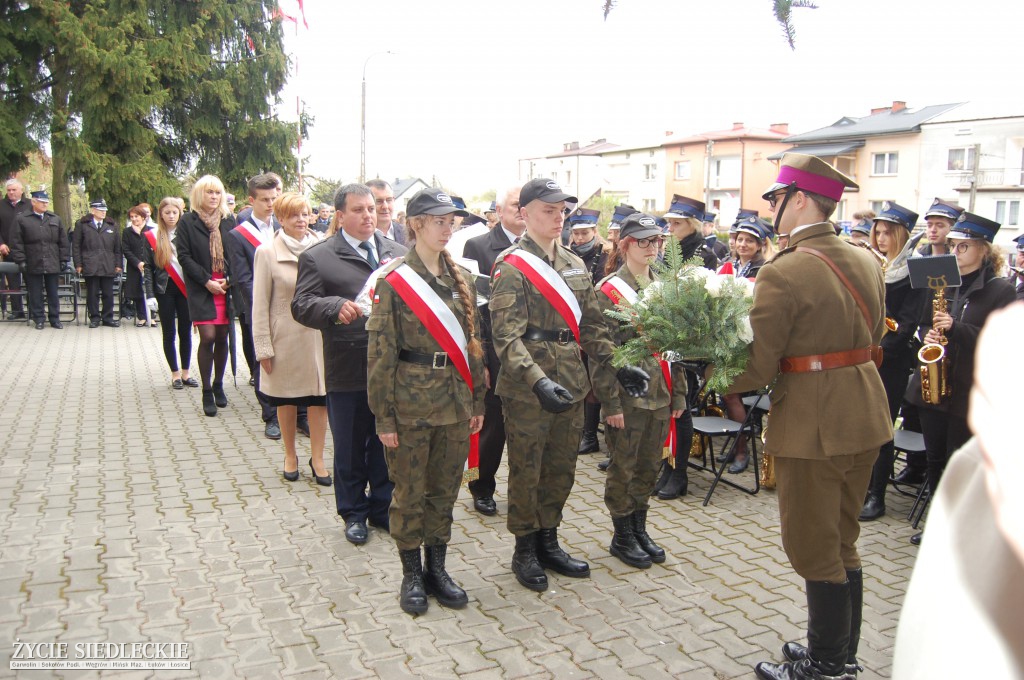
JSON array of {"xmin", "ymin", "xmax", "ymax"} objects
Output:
[
  {"xmin": 292, "ymin": 183, "xmax": 407, "ymax": 545},
  {"xmin": 0, "ymin": 179, "xmax": 31, "ymax": 318},
  {"xmin": 72, "ymin": 198, "xmax": 122, "ymax": 327},
  {"xmin": 366, "ymin": 179, "xmax": 407, "ymax": 246},
  {"xmin": 460, "ymin": 184, "xmax": 524, "ymax": 515}
]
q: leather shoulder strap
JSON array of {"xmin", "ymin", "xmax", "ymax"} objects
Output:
[{"xmin": 792, "ymin": 246, "xmax": 874, "ymax": 331}]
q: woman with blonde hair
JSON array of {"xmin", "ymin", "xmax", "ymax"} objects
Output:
[
  {"xmin": 251, "ymin": 193, "xmax": 329, "ymax": 484},
  {"xmin": 148, "ymin": 197, "xmax": 196, "ymax": 389},
  {"xmin": 176, "ymin": 175, "xmax": 235, "ymax": 416},
  {"xmin": 367, "ymin": 188, "xmax": 484, "ymax": 615}
]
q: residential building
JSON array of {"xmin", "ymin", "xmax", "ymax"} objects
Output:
[
  {"xmin": 391, "ymin": 177, "xmax": 430, "ymax": 215},
  {"xmin": 518, "ymin": 139, "xmax": 618, "ymax": 205},
  {"xmin": 597, "ymin": 139, "xmax": 667, "ymax": 213}
]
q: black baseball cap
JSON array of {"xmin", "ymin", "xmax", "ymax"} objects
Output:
[
  {"xmin": 619, "ymin": 213, "xmax": 663, "ymax": 241},
  {"xmin": 406, "ymin": 188, "xmax": 469, "ymax": 217},
  {"xmin": 519, "ymin": 178, "xmax": 577, "ymax": 207}
]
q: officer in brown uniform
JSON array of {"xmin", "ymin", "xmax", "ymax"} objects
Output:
[
  {"xmin": 489, "ymin": 178, "xmax": 650, "ymax": 592},
  {"xmin": 726, "ymin": 154, "xmax": 892, "ymax": 680},
  {"xmin": 367, "ymin": 189, "xmax": 485, "ymax": 614}
]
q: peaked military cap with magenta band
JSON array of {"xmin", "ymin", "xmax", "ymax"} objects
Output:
[
  {"xmin": 873, "ymin": 202, "xmax": 919, "ymax": 231},
  {"xmin": 923, "ymin": 198, "xmax": 964, "ymax": 221},
  {"xmin": 663, "ymin": 194, "xmax": 705, "ymax": 219},
  {"xmin": 762, "ymin": 153, "xmax": 858, "ymax": 202},
  {"xmin": 406, "ymin": 188, "xmax": 470, "ymax": 217},
  {"xmin": 948, "ymin": 211, "xmax": 1001, "ymax": 243},
  {"xmin": 519, "ymin": 178, "xmax": 577, "ymax": 206},
  {"xmin": 568, "ymin": 208, "xmax": 601, "ymax": 229}
]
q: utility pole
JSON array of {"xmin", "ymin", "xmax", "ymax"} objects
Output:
[
  {"xmin": 968, "ymin": 142, "xmax": 981, "ymax": 211},
  {"xmin": 360, "ymin": 51, "xmax": 393, "ymax": 184}
]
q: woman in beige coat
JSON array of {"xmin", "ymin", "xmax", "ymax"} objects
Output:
[{"xmin": 252, "ymin": 193, "xmax": 329, "ymax": 485}]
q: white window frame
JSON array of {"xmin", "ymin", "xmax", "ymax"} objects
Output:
[
  {"xmin": 995, "ymin": 200, "xmax": 1020, "ymax": 226},
  {"xmin": 946, "ymin": 147, "xmax": 976, "ymax": 172},
  {"xmin": 872, "ymin": 152, "xmax": 899, "ymax": 176},
  {"xmin": 643, "ymin": 163, "xmax": 657, "ymax": 181},
  {"xmin": 674, "ymin": 160, "xmax": 691, "ymax": 181}
]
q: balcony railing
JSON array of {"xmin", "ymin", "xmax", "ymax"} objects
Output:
[{"xmin": 951, "ymin": 169, "xmax": 1024, "ymax": 188}]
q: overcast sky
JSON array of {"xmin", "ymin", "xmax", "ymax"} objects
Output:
[{"xmin": 278, "ymin": 0, "xmax": 1022, "ymax": 198}]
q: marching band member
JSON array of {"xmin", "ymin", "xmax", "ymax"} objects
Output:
[
  {"xmin": 489, "ymin": 178, "xmax": 649, "ymax": 592},
  {"xmin": 917, "ymin": 198, "xmax": 961, "ymax": 256},
  {"xmin": 594, "ymin": 213, "xmax": 686, "ymax": 568},
  {"xmin": 366, "ymin": 188, "xmax": 484, "ymax": 614},
  {"xmin": 903, "ymin": 212, "xmax": 1016, "ymax": 545},
  {"xmin": 664, "ymin": 194, "xmax": 717, "ymax": 270},
  {"xmin": 1009, "ymin": 234, "xmax": 1024, "ymax": 301}
]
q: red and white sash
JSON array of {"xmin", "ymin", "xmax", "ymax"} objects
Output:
[
  {"xmin": 144, "ymin": 229, "xmax": 187, "ymax": 297},
  {"xmin": 233, "ymin": 221, "xmax": 270, "ymax": 250},
  {"xmin": 599, "ymin": 275, "xmax": 639, "ymax": 306},
  {"xmin": 503, "ymin": 250, "xmax": 582, "ymax": 342}
]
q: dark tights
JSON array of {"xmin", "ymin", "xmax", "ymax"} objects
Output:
[
  {"xmin": 196, "ymin": 323, "xmax": 228, "ymax": 389},
  {"xmin": 156, "ymin": 288, "xmax": 191, "ymax": 372}
]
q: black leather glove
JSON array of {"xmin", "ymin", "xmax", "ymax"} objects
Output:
[
  {"xmin": 616, "ymin": 366, "xmax": 651, "ymax": 398},
  {"xmin": 532, "ymin": 377, "xmax": 574, "ymax": 413}
]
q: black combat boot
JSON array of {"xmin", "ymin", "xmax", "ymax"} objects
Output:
[
  {"xmin": 757, "ymin": 580, "xmax": 851, "ymax": 679},
  {"xmin": 511, "ymin": 533, "xmax": 548, "ymax": 592},
  {"xmin": 398, "ymin": 549, "xmax": 428, "ymax": 614},
  {"xmin": 578, "ymin": 402, "xmax": 601, "ymax": 454},
  {"xmin": 423, "ymin": 544, "xmax": 468, "ymax": 608},
  {"xmin": 609, "ymin": 515, "xmax": 652, "ymax": 569},
  {"xmin": 631, "ymin": 508, "xmax": 665, "ymax": 563},
  {"xmin": 656, "ymin": 461, "xmax": 688, "ymax": 500},
  {"xmin": 783, "ymin": 569, "xmax": 864, "ymax": 677},
  {"xmin": 536, "ymin": 528, "xmax": 590, "ymax": 577},
  {"xmin": 859, "ymin": 442, "xmax": 892, "ymax": 521}
]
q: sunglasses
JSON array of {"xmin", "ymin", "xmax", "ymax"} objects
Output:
[{"xmin": 766, "ymin": 190, "xmax": 789, "ymax": 209}]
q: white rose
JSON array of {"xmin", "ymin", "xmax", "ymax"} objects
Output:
[
  {"xmin": 738, "ymin": 315, "xmax": 754, "ymax": 344},
  {"xmin": 636, "ymin": 281, "xmax": 663, "ymax": 309},
  {"xmin": 704, "ymin": 274, "xmax": 726, "ymax": 298},
  {"xmin": 680, "ymin": 266, "xmax": 713, "ymax": 281},
  {"xmin": 736, "ymin": 277, "xmax": 755, "ymax": 297}
]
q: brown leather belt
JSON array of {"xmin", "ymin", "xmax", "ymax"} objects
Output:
[{"xmin": 779, "ymin": 346, "xmax": 882, "ymax": 373}]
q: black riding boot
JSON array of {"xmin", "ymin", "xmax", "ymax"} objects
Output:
[
  {"xmin": 652, "ymin": 460, "xmax": 671, "ymax": 494},
  {"xmin": 757, "ymin": 580, "xmax": 851, "ymax": 679},
  {"xmin": 609, "ymin": 514, "xmax": 652, "ymax": 569},
  {"xmin": 893, "ymin": 450, "xmax": 927, "ymax": 484},
  {"xmin": 536, "ymin": 528, "xmax": 590, "ymax": 577},
  {"xmin": 859, "ymin": 442, "xmax": 891, "ymax": 521},
  {"xmin": 423, "ymin": 544, "xmax": 468, "ymax": 608},
  {"xmin": 656, "ymin": 460, "xmax": 688, "ymax": 500},
  {"xmin": 631, "ymin": 507, "xmax": 666, "ymax": 563},
  {"xmin": 398, "ymin": 549, "xmax": 428, "ymax": 614},
  {"xmin": 511, "ymin": 533, "xmax": 547, "ymax": 591},
  {"xmin": 783, "ymin": 569, "xmax": 864, "ymax": 676},
  {"xmin": 578, "ymin": 402, "xmax": 601, "ymax": 454}
]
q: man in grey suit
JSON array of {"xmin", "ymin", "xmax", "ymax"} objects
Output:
[
  {"xmin": 292, "ymin": 183, "xmax": 407, "ymax": 545},
  {"xmin": 367, "ymin": 179, "xmax": 407, "ymax": 246}
]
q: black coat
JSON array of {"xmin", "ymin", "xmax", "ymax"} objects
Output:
[
  {"xmin": 877, "ymin": 274, "xmax": 927, "ymax": 418},
  {"xmin": 175, "ymin": 211, "xmax": 236, "ymax": 322},
  {"xmin": 292, "ymin": 230, "xmax": 407, "ymax": 392},
  {"xmin": 463, "ymin": 225, "xmax": 516, "ymax": 377},
  {"xmin": 10, "ymin": 211, "xmax": 69, "ymax": 274},
  {"xmin": 0, "ymin": 197, "xmax": 31, "ymax": 249},
  {"xmin": 225, "ymin": 217, "xmax": 276, "ymax": 318},
  {"xmin": 122, "ymin": 226, "xmax": 155, "ymax": 298},
  {"xmin": 571, "ymin": 240, "xmax": 610, "ymax": 284},
  {"xmin": 906, "ymin": 265, "xmax": 1017, "ymax": 418},
  {"xmin": 72, "ymin": 214, "xmax": 122, "ymax": 276},
  {"xmin": 678, "ymin": 230, "xmax": 718, "ymax": 270}
]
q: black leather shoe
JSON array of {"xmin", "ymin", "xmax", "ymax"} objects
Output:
[
  {"xmin": 423, "ymin": 545, "xmax": 468, "ymax": 608},
  {"xmin": 511, "ymin": 533, "xmax": 548, "ymax": 591},
  {"xmin": 248, "ymin": 376, "xmax": 255, "ymax": 386},
  {"xmin": 182, "ymin": 377, "xmax": 199, "ymax": 388},
  {"xmin": 296, "ymin": 419, "xmax": 310, "ymax": 437},
  {"xmin": 858, "ymin": 495, "xmax": 886, "ymax": 522},
  {"xmin": 309, "ymin": 459, "xmax": 332, "ymax": 486},
  {"xmin": 283, "ymin": 468, "xmax": 299, "ymax": 482},
  {"xmin": 34, "ymin": 321, "xmax": 44, "ymax": 330},
  {"xmin": 89, "ymin": 319, "xmax": 100, "ymax": 328},
  {"xmin": 50, "ymin": 321, "xmax": 63, "ymax": 329},
  {"xmin": 893, "ymin": 466, "xmax": 926, "ymax": 486},
  {"xmin": 264, "ymin": 422, "xmax": 281, "ymax": 440},
  {"xmin": 728, "ymin": 455, "xmax": 750, "ymax": 474},
  {"xmin": 212, "ymin": 382, "xmax": 227, "ymax": 408},
  {"xmin": 345, "ymin": 520, "xmax": 368, "ymax": 545},
  {"xmin": 172, "ymin": 379, "xmax": 184, "ymax": 390},
  {"xmin": 536, "ymin": 528, "xmax": 590, "ymax": 577},
  {"xmin": 473, "ymin": 496, "xmax": 497, "ymax": 515},
  {"xmin": 201, "ymin": 389, "xmax": 217, "ymax": 417},
  {"xmin": 910, "ymin": 532, "xmax": 922, "ymax": 546},
  {"xmin": 577, "ymin": 432, "xmax": 600, "ymax": 455},
  {"xmin": 102, "ymin": 320, "xmax": 120, "ymax": 327},
  {"xmin": 598, "ymin": 456, "xmax": 611, "ymax": 471}
]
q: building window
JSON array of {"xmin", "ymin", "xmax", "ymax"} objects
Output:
[
  {"xmin": 643, "ymin": 164, "xmax": 657, "ymax": 180},
  {"xmin": 947, "ymin": 147, "xmax": 976, "ymax": 172},
  {"xmin": 995, "ymin": 200, "xmax": 1020, "ymax": 226},
  {"xmin": 642, "ymin": 198, "xmax": 657, "ymax": 212},
  {"xmin": 872, "ymin": 152, "xmax": 898, "ymax": 176},
  {"xmin": 870, "ymin": 200, "xmax": 893, "ymax": 214},
  {"xmin": 674, "ymin": 161, "xmax": 691, "ymax": 180},
  {"xmin": 565, "ymin": 170, "xmax": 571, "ymax": 186},
  {"xmin": 836, "ymin": 200, "xmax": 847, "ymax": 222}
]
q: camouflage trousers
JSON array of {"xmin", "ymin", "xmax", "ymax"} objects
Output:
[
  {"xmin": 604, "ymin": 404, "xmax": 670, "ymax": 518},
  {"xmin": 502, "ymin": 397, "xmax": 584, "ymax": 536},
  {"xmin": 384, "ymin": 421, "xmax": 470, "ymax": 551}
]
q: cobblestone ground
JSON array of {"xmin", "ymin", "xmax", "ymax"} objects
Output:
[{"xmin": 0, "ymin": 320, "xmax": 919, "ymax": 679}]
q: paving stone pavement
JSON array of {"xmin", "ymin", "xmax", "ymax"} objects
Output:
[{"xmin": 0, "ymin": 320, "xmax": 921, "ymax": 679}]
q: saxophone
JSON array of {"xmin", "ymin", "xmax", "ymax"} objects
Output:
[{"xmin": 918, "ymin": 280, "xmax": 951, "ymax": 404}]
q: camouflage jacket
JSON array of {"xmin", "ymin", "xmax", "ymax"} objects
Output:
[
  {"xmin": 593, "ymin": 265, "xmax": 687, "ymax": 415},
  {"xmin": 489, "ymin": 233, "xmax": 619, "ymax": 405},
  {"xmin": 366, "ymin": 247, "xmax": 484, "ymax": 433}
]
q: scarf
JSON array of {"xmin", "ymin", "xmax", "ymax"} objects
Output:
[
  {"xmin": 570, "ymin": 237, "xmax": 597, "ymax": 257},
  {"xmin": 196, "ymin": 208, "xmax": 225, "ymax": 274},
  {"xmin": 885, "ymin": 232, "xmax": 924, "ymax": 284},
  {"xmin": 279, "ymin": 229, "xmax": 319, "ymax": 257}
]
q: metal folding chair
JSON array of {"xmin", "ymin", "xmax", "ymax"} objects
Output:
[
  {"xmin": 691, "ymin": 390, "xmax": 769, "ymax": 506},
  {"xmin": 0, "ymin": 262, "xmax": 30, "ymax": 324}
]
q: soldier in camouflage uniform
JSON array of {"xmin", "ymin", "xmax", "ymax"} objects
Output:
[
  {"xmin": 593, "ymin": 213, "xmax": 688, "ymax": 569},
  {"xmin": 488, "ymin": 178, "xmax": 651, "ymax": 592},
  {"xmin": 367, "ymin": 189, "xmax": 485, "ymax": 615}
]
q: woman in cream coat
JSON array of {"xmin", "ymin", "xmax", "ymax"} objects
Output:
[{"xmin": 252, "ymin": 193, "xmax": 329, "ymax": 485}]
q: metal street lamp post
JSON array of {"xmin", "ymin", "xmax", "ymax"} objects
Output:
[{"xmin": 360, "ymin": 51, "xmax": 394, "ymax": 184}]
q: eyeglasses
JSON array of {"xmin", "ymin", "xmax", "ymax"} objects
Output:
[
  {"xmin": 766, "ymin": 191, "xmax": 788, "ymax": 209},
  {"xmin": 952, "ymin": 241, "xmax": 978, "ymax": 254},
  {"xmin": 634, "ymin": 237, "xmax": 664, "ymax": 248}
]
